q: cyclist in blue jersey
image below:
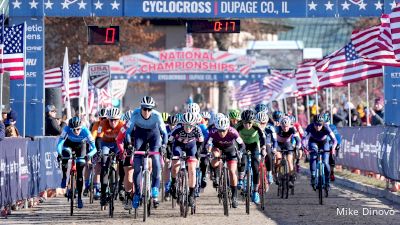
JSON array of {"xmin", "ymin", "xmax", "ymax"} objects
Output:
[
  {"xmin": 323, "ymin": 113, "xmax": 342, "ymax": 181},
  {"xmin": 272, "ymin": 111, "xmax": 284, "ymax": 126},
  {"xmin": 169, "ymin": 112, "xmax": 204, "ymax": 207},
  {"xmin": 304, "ymin": 114, "xmax": 337, "ymax": 190},
  {"xmin": 57, "ymin": 117, "xmax": 97, "ymax": 209},
  {"xmin": 125, "ymin": 96, "xmax": 168, "ymax": 209},
  {"xmin": 163, "ymin": 115, "xmax": 178, "ymax": 200}
]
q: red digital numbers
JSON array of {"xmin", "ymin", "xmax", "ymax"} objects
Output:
[
  {"xmin": 105, "ymin": 28, "xmax": 115, "ymax": 44},
  {"xmin": 213, "ymin": 21, "xmax": 237, "ymax": 32}
]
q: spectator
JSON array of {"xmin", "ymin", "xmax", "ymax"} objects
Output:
[
  {"xmin": 0, "ymin": 119, "xmax": 5, "ymax": 141},
  {"xmin": 356, "ymin": 103, "xmax": 367, "ymax": 126},
  {"xmin": 45, "ymin": 105, "xmax": 62, "ymax": 136},
  {"xmin": 1, "ymin": 111, "xmax": 7, "ymax": 121},
  {"xmin": 297, "ymin": 105, "xmax": 308, "ymax": 128},
  {"xmin": 350, "ymin": 109, "xmax": 362, "ymax": 126},
  {"xmin": 5, "ymin": 110, "xmax": 20, "ymax": 137},
  {"xmin": 332, "ymin": 107, "xmax": 347, "ymax": 127},
  {"xmin": 370, "ymin": 98, "xmax": 384, "ymax": 126}
]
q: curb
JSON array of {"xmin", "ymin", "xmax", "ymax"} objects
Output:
[{"xmin": 299, "ymin": 166, "xmax": 400, "ymax": 205}]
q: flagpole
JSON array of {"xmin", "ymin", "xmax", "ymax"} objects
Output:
[
  {"xmin": 366, "ymin": 79, "xmax": 370, "ymax": 126},
  {"xmin": 283, "ymin": 98, "xmax": 288, "ymax": 114},
  {"xmin": 306, "ymin": 95, "xmax": 310, "ymax": 124},
  {"xmin": 294, "ymin": 96, "xmax": 298, "ymax": 121},
  {"xmin": 0, "ymin": 10, "xmax": 4, "ymax": 115},
  {"xmin": 23, "ymin": 22, "xmax": 27, "ymax": 137},
  {"xmin": 315, "ymin": 91, "xmax": 319, "ymax": 114},
  {"xmin": 348, "ymin": 83, "xmax": 351, "ymax": 127},
  {"xmin": 325, "ymin": 89, "xmax": 329, "ymax": 113},
  {"xmin": 330, "ymin": 88, "xmax": 333, "ymax": 124}
]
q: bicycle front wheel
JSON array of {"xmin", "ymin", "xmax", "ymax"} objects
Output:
[
  {"xmin": 260, "ymin": 165, "xmax": 265, "ymax": 210},
  {"xmin": 89, "ymin": 169, "xmax": 94, "ymax": 204},
  {"xmin": 179, "ymin": 171, "xmax": 189, "ymax": 218},
  {"xmin": 109, "ymin": 168, "xmax": 116, "ymax": 218},
  {"xmin": 222, "ymin": 167, "xmax": 229, "ymax": 216},
  {"xmin": 245, "ymin": 168, "xmax": 251, "ymax": 215},
  {"xmin": 143, "ymin": 171, "xmax": 149, "ymax": 222},
  {"xmin": 70, "ymin": 172, "xmax": 75, "ymax": 216},
  {"xmin": 318, "ymin": 163, "xmax": 324, "ymax": 205}
]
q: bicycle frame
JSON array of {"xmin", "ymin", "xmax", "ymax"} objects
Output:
[{"xmin": 315, "ymin": 149, "xmax": 326, "ymax": 205}]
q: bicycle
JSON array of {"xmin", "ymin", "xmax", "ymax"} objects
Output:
[
  {"xmin": 65, "ymin": 152, "xmax": 77, "ymax": 216},
  {"xmin": 86, "ymin": 159, "xmax": 95, "ymax": 205},
  {"xmin": 100, "ymin": 152, "xmax": 118, "ymax": 218},
  {"xmin": 171, "ymin": 151, "xmax": 190, "ymax": 218},
  {"xmin": 216, "ymin": 152, "xmax": 230, "ymax": 217},
  {"xmin": 133, "ymin": 146, "xmax": 159, "ymax": 222},
  {"xmin": 315, "ymin": 148, "xmax": 329, "ymax": 205},
  {"xmin": 258, "ymin": 155, "xmax": 267, "ymax": 210},
  {"xmin": 275, "ymin": 149, "xmax": 291, "ymax": 199},
  {"xmin": 240, "ymin": 150, "xmax": 252, "ymax": 215}
]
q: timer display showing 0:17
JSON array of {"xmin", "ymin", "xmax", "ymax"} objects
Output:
[
  {"xmin": 87, "ymin": 26, "xmax": 120, "ymax": 45},
  {"xmin": 187, "ymin": 20, "xmax": 240, "ymax": 33}
]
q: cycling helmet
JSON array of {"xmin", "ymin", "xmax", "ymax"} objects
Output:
[
  {"xmin": 255, "ymin": 103, "xmax": 268, "ymax": 113},
  {"xmin": 255, "ymin": 111, "xmax": 269, "ymax": 123},
  {"xmin": 108, "ymin": 107, "xmax": 121, "ymax": 119},
  {"xmin": 215, "ymin": 116, "xmax": 230, "ymax": 130},
  {"xmin": 213, "ymin": 113, "xmax": 227, "ymax": 125},
  {"xmin": 175, "ymin": 113, "xmax": 183, "ymax": 123},
  {"xmin": 181, "ymin": 112, "xmax": 197, "ymax": 125},
  {"xmin": 280, "ymin": 116, "xmax": 291, "ymax": 126},
  {"xmin": 161, "ymin": 112, "xmax": 170, "ymax": 123},
  {"xmin": 167, "ymin": 115, "xmax": 178, "ymax": 126},
  {"xmin": 123, "ymin": 110, "xmax": 133, "ymax": 122},
  {"xmin": 314, "ymin": 113, "xmax": 325, "ymax": 123},
  {"xmin": 288, "ymin": 115, "xmax": 296, "ymax": 124},
  {"xmin": 140, "ymin": 96, "xmax": 156, "ymax": 109},
  {"xmin": 228, "ymin": 109, "xmax": 241, "ymax": 120},
  {"xmin": 98, "ymin": 108, "xmax": 108, "ymax": 118},
  {"xmin": 200, "ymin": 111, "xmax": 211, "ymax": 120},
  {"xmin": 241, "ymin": 109, "xmax": 255, "ymax": 122},
  {"xmin": 323, "ymin": 113, "xmax": 331, "ymax": 123},
  {"xmin": 272, "ymin": 111, "xmax": 283, "ymax": 122},
  {"xmin": 185, "ymin": 103, "xmax": 200, "ymax": 114},
  {"xmin": 195, "ymin": 113, "xmax": 203, "ymax": 124},
  {"xmin": 68, "ymin": 116, "xmax": 82, "ymax": 129}
]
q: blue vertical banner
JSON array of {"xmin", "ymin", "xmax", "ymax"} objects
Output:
[
  {"xmin": 8, "ymin": 16, "xmax": 45, "ymax": 136},
  {"xmin": 384, "ymin": 66, "xmax": 400, "ymax": 126}
]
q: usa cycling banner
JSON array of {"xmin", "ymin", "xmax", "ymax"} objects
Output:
[
  {"xmin": 383, "ymin": 66, "xmax": 400, "ymax": 126},
  {"xmin": 9, "ymin": 0, "xmax": 391, "ymax": 18},
  {"xmin": 120, "ymin": 48, "xmax": 269, "ymax": 82}
]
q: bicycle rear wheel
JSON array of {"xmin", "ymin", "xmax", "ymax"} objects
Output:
[
  {"xmin": 70, "ymin": 173, "xmax": 75, "ymax": 216},
  {"xmin": 284, "ymin": 159, "xmax": 289, "ymax": 199},
  {"xmin": 260, "ymin": 165, "xmax": 265, "ymax": 210},
  {"xmin": 222, "ymin": 167, "xmax": 229, "ymax": 216},
  {"xmin": 245, "ymin": 169, "xmax": 251, "ymax": 215},
  {"xmin": 318, "ymin": 164, "xmax": 324, "ymax": 205},
  {"xmin": 89, "ymin": 169, "xmax": 94, "ymax": 204},
  {"xmin": 180, "ymin": 171, "xmax": 189, "ymax": 218},
  {"xmin": 109, "ymin": 168, "xmax": 116, "ymax": 218}
]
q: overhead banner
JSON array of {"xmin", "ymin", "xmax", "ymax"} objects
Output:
[
  {"xmin": 9, "ymin": 0, "xmax": 387, "ymax": 18},
  {"xmin": 384, "ymin": 66, "xmax": 400, "ymax": 126},
  {"xmin": 120, "ymin": 48, "xmax": 268, "ymax": 81}
]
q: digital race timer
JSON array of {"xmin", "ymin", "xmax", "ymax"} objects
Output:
[
  {"xmin": 87, "ymin": 26, "xmax": 120, "ymax": 45},
  {"xmin": 186, "ymin": 20, "xmax": 240, "ymax": 33}
]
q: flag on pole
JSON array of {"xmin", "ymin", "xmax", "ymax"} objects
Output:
[
  {"xmin": 317, "ymin": 43, "xmax": 382, "ymax": 89},
  {"xmin": 62, "ymin": 47, "xmax": 71, "ymax": 119},
  {"xmin": 62, "ymin": 61, "xmax": 82, "ymax": 99},
  {"xmin": 87, "ymin": 81, "xmax": 98, "ymax": 115},
  {"xmin": 79, "ymin": 61, "xmax": 88, "ymax": 116},
  {"xmin": 294, "ymin": 60, "xmax": 318, "ymax": 96},
  {"xmin": 1, "ymin": 23, "xmax": 25, "ymax": 80},
  {"xmin": 263, "ymin": 70, "xmax": 294, "ymax": 91},
  {"xmin": 235, "ymin": 82, "xmax": 275, "ymax": 108},
  {"xmin": 44, "ymin": 67, "xmax": 63, "ymax": 88},
  {"xmin": 99, "ymin": 87, "xmax": 112, "ymax": 107},
  {"xmin": 0, "ymin": 14, "xmax": 4, "ymax": 75},
  {"xmin": 390, "ymin": 4, "xmax": 400, "ymax": 61}
]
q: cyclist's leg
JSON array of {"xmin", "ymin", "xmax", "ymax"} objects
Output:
[
  {"xmin": 186, "ymin": 142, "xmax": 198, "ymax": 196},
  {"xmin": 60, "ymin": 146, "xmax": 72, "ymax": 188},
  {"xmin": 100, "ymin": 144, "xmax": 112, "ymax": 204},
  {"xmin": 284, "ymin": 142, "xmax": 294, "ymax": 174},
  {"xmin": 226, "ymin": 146, "xmax": 238, "ymax": 205},
  {"xmin": 75, "ymin": 142, "xmax": 87, "ymax": 201},
  {"xmin": 170, "ymin": 143, "xmax": 182, "ymax": 198},
  {"xmin": 93, "ymin": 137, "xmax": 102, "ymax": 197},
  {"xmin": 199, "ymin": 148, "xmax": 209, "ymax": 188},
  {"xmin": 149, "ymin": 132, "xmax": 162, "ymax": 203},
  {"xmin": 118, "ymin": 158, "xmax": 125, "ymax": 193},
  {"xmin": 308, "ymin": 142, "xmax": 318, "ymax": 186},
  {"xmin": 210, "ymin": 147, "xmax": 221, "ymax": 187},
  {"xmin": 322, "ymin": 141, "xmax": 331, "ymax": 186},
  {"xmin": 237, "ymin": 149, "xmax": 246, "ymax": 189}
]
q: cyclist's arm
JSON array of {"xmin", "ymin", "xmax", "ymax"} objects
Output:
[
  {"xmin": 270, "ymin": 127, "xmax": 278, "ymax": 150},
  {"xmin": 85, "ymin": 128, "xmax": 97, "ymax": 157},
  {"xmin": 157, "ymin": 115, "xmax": 168, "ymax": 145},
  {"xmin": 254, "ymin": 126, "xmax": 266, "ymax": 147},
  {"xmin": 116, "ymin": 128, "xmax": 126, "ymax": 154},
  {"xmin": 196, "ymin": 127, "xmax": 204, "ymax": 143},
  {"xmin": 125, "ymin": 110, "xmax": 139, "ymax": 145},
  {"xmin": 236, "ymin": 136, "xmax": 246, "ymax": 153},
  {"xmin": 328, "ymin": 131, "xmax": 337, "ymax": 152},
  {"xmin": 293, "ymin": 132, "xmax": 301, "ymax": 149},
  {"xmin": 56, "ymin": 127, "xmax": 69, "ymax": 155},
  {"xmin": 91, "ymin": 122, "xmax": 99, "ymax": 138},
  {"xmin": 206, "ymin": 137, "xmax": 214, "ymax": 152}
]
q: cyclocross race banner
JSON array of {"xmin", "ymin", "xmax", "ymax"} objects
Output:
[
  {"xmin": 120, "ymin": 48, "xmax": 268, "ymax": 81},
  {"xmin": 9, "ymin": 0, "xmax": 392, "ymax": 18}
]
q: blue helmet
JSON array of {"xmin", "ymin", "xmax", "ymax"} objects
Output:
[{"xmin": 255, "ymin": 103, "xmax": 268, "ymax": 113}]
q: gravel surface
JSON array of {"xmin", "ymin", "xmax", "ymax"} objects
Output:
[{"xmin": 2, "ymin": 173, "xmax": 399, "ymax": 225}]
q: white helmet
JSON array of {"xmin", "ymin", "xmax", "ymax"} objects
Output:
[
  {"xmin": 256, "ymin": 111, "xmax": 269, "ymax": 123},
  {"xmin": 182, "ymin": 112, "xmax": 197, "ymax": 125},
  {"xmin": 122, "ymin": 110, "xmax": 133, "ymax": 121},
  {"xmin": 140, "ymin": 96, "xmax": 156, "ymax": 109},
  {"xmin": 215, "ymin": 117, "xmax": 230, "ymax": 130},
  {"xmin": 200, "ymin": 111, "xmax": 211, "ymax": 119},
  {"xmin": 195, "ymin": 113, "xmax": 203, "ymax": 124},
  {"xmin": 108, "ymin": 107, "xmax": 121, "ymax": 119},
  {"xmin": 185, "ymin": 103, "xmax": 200, "ymax": 114},
  {"xmin": 280, "ymin": 116, "xmax": 291, "ymax": 126}
]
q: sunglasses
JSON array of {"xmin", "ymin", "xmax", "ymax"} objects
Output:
[
  {"xmin": 184, "ymin": 124, "xmax": 194, "ymax": 129},
  {"xmin": 142, "ymin": 108, "xmax": 152, "ymax": 112},
  {"xmin": 73, "ymin": 128, "xmax": 81, "ymax": 132},
  {"xmin": 217, "ymin": 129, "xmax": 227, "ymax": 132},
  {"xmin": 314, "ymin": 123, "xmax": 323, "ymax": 127},
  {"xmin": 110, "ymin": 119, "xmax": 119, "ymax": 122},
  {"xmin": 244, "ymin": 121, "xmax": 253, "ymax": 125}
]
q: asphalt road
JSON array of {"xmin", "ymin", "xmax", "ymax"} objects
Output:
[{"xmin": 2, "ymin": 174, "xmax": 400, "ymax": 225}]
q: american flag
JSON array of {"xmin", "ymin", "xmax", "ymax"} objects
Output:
[
  {"xmin": 87, "ymin": 81, "xmax": 98, "ymax": 115},
  {"xmin": 1, "ymin": 23, "xmax": 24, "ymax": 80},
  {"xmin": 99, "ymin": 87, "xmax": 112, "ymax": 107},
  {"xmin": 62, "ymin": 61, "xmax": 81, "ymax": 99},
  {"xmin": 390, "ymin": 4, "xmax": 400, "ymax": 61},
  {"xmin": 234, "ymin": 82, "xmax": 274, "ymax": 108},
  {"xmin": 44, "ymin": 67, "xmax": 63, "ymax": 88},
  {"xmin": 294, "ymin": 60, "xmax": 318, "ymax": 96},
  {"xmin": 263, "ymin": 70, "xmax": 294, "ymax": 91},
  {"xmin": 317, "ymin": 43, "xmax": 383, "ymax": 89},
  {"xmin": 351, "ymin": 15, "xmax": 400, "ymax": 67}
]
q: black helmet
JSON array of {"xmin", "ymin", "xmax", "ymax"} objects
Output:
[
  {"xmin": 241, "ymin": 109, "xmax": 255, "ymax": 122},
  {"xmin": 140, "ymin": 96, "xmax": 156, "ymax": 109},
  {"xmin": 68, "ymin": 116, "xmax": 82, "ymax": 129},
  {"xmin": 272, "ymin": 111, "xmax": 283, "ymax": 122},
  {"xmin": 314, "ymin": 114, "xmax": 325, "ymax": 123},
  {"xmin": 167, "ymin": 115, "xmax": 178, "ymax": 126}
]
